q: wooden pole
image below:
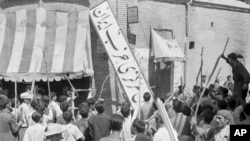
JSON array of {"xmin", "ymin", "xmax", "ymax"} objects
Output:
[
  {"xmin": 156, "ymin": 98, "xmax": 178, "ymax": 141},
  {"xmin": 214, "ymin": 68, "xmax": 221, "ymax": 84},
  {"xmin": 31, "ymin": 61, "xmax": 38, "ymax": 99},
  {"xmin": 99, "ymin": 74, "xmax": 110, "ymax": 100},
  {"xmin": 195, "ymin": 47, "xmax": 204, "ymax": 86},
  {"xmin": 14, "ymin": 77, "xmax": 17, "ymax": 120},
  {"xmin": 194, "ymin": 38, "xmax": 229, "ymax": 117},
  {"xmin": 65, "ymin": 75, "xmax": 76, "ymax": 120},
  {"xmin": 200, "ymin": 47, "xmax": 204, "ymax": 87},
  {"xmin": 138, "ymin": 58, "xmax": 142, "ymax": 120}
]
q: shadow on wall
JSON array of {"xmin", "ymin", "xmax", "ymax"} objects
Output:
[{"xmin": 0, "ymin": 0, "xmax": 90, "ymax": 9}]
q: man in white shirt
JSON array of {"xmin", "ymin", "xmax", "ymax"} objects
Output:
[
  {"xmin": 153, "ymin": 111, "xmax": 179, "ymax": 141},
  {"xmin": 19, "ymin": 92, "xmax": 32, "ymax": 141},
  {"xmin": 23, "ymin": 112, "xmax": 46, "ymax": 141},
  {"xmin": 48, "ymin": 92, "xmax": 62, "ymax": 118},
  {"xmin": 62, "ymin": 110, "xmax": 85, "ymax": 141}
]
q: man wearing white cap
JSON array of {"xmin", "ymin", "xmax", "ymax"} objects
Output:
[{"xmin": 18, "ymin": 92, "xmax": 32, "ymax": 141}]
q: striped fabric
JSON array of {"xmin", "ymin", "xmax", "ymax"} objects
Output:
[
  {"xmin": 0, "ymin": 7, "xmax": 92, "ymax": 82},
  {"xmin": 172, "ymin": 113, "xmax": 193, "ymax": 137}
]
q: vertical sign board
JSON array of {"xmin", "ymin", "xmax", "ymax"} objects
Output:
[{"xmin": 90, "ymin": 1, "xmax": 153, "ymax": 108}]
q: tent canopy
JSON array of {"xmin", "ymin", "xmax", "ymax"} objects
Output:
[
  {"xmin": 0, "ymin": 7, "xmax": 93, "ymax": 82},
  {"xmin": 151, "ymin": 28, "xmax": 187, "ymax": 62}
]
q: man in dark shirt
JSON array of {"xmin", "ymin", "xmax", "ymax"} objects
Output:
[
  {"xmin": 131, "ymin": 119, "xmax": 152, "ymax": 141},
  {"xmin": 88, "ymin": 99, "xmax": 110, "ymax": 141},
  {"xmin": 240, "ymin": 103, "xmax": 250, "ymax": 125},
  {"xmin": 221, "ymin": 53, "xmax": 250, "ymax": 106}
]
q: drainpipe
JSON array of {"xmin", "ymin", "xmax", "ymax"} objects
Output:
[{"xmin": 184, "ymin": 0, "xmax": 193, "ymax": 86}]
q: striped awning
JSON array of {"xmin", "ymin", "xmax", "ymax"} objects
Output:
[{"xmin": 0, "ymin": 7, "xmax": 93, "ymax": 82}]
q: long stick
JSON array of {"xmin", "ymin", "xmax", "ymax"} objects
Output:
[
  {"xmin": 31, "ymin": 61, "xmax": 38, "ymax": 99},
  {"xmin": 214, "ymin": 68, "xmax": 221, "ymax": 84},
  {"xmin": 195, "ymin": 38, "xmax": 229, "ymax": 116},
  {"xmin": 196, "ymin": 47, "xmax": 204, "ymax": 86},
  {"xmin": 42, "ymin": 48, "xmax": 51, "ymax": 101},
  {"xmin": 200, "ymin": 47, "xmax": 204, "ymax": 87},
  {"xmin": 65, "ymin": 75, "xmax": 76, "ymax": 121},
  {"xmin": 99, "ymin": 74, "xmax": 110, "ymax": 100},
  {"xmin": 138, "ymin": 58, "xmax": 142, "ymax": 120},
  {"xmin": 222, "ymin": 37, "xmax": 230, "ymax": 55},
  {"xmin": 156, "ymin": 98, "xmax": 178, "ymax": 141},
  {"xmin": 14, "ymin": 77, "xmax": 17, "ymax": 120}
]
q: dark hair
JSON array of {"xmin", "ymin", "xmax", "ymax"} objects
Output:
[
  {"xmin": 228, "ymin": 98, "xmax": 236, "ymax": 110},
  {"xmin": 95, "ymin": 100, "xmax": 105, "ymax": 113},
  {"xmin": 173, "ymin": 99, "xmax": 183, "ymax": 113},
  {"xmin": 243, "ymin": 103, "xmax": 250, "ymax": 116},
  {"xmin": 132, "ymin": 119, "xmax": 145, "ymax": 133},
  {"xmin": 32, "ymin": 112, "xmax": 42, "ymax": 123},
  {"xmin": 193, "ymin": 104, "xmax": 203, "ymax": 116},
  {"xmin": 0, "ymin": 95, "xmax": 9, "ymax": 110},
  {"xmin": 202, "ymin": 109, "xmax": 215, "ymax": 124},
  {"xmin": 31, "ymin": 99, "xmax": 40, "ymax": 109},
  {"xmin": 87, "ymin": 98, "xmax": 96, "ymax": 106},
  {"xmin": 182, "ymin": 106, "xmax": 192, "ymax": 116},
  {"xmin": 217, "ymin": 100, "xmax": 228, "ymax": 110},
  {"xmin": 36, "ymin": 103, "xmax": 46, "ymax": 116},
  {"xmin": 59, "ymin": 95, "xmax": 67, "ymax": 103},
  {"xmin": 63, "ymin": 110, "xmax": 73, "ymax": 123},
  {"xmin": 60, "ymin": 101, "xmax": 69, "ymax": 112},
  {"xmin": 79, "ymin": 102, "xmax": 89, "ymax": 109},
  {"xmin": 110, "ymin": 114, "xmax": 124, "ymax": 131},
  {"xmin": 202, "ymin": 105, "xmax": 214, "ymax": 112},
  {"xmin": 228, "ymin": 53, "xmax": 237, "ymax": 60},
  {"xmin": 50, "ymin": 92, "xmax": 57, "ymax": 99},
  {"xmin": 79, "ymin": 106, "xmax": 89, "ymax": 118},
  {"xmin": 143, "ymin": 92, "xmax": 151, "ymax": 102},
  {"xmin": 42, "ymin": 95, "xmax": 50, "ymax": 106},
  {"xmin": 220, "ymin": 87, "xmax": 228, "ymax": 98},
  {"xmin": 121, "ymin": 102, "xmax": 130, "ymax": 118}
]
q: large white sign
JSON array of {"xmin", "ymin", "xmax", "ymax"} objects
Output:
[{"xmin": 90, "ymin": 1, "xmax": 153, "ymax": 108}]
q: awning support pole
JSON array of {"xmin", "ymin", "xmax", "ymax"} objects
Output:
[
  {"xmin": 14, "ymin": 77, "xmax": 18, "ymax": 120},
  {"xmin": 65, "ymin": 75, "xmax": 76, "ymax": 121}
]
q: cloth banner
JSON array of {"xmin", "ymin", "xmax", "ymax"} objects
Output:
[{"xmin": 0, "ymin": 7, "xmax": 93, "ymax": 82}]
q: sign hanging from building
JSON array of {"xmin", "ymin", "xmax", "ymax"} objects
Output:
[
  {"xmin": 90, "ymin": 1, "xmax": 153, "ymax": 108},
  {"xmin": 127, "ymin": 6, "xmax": 139, "ymax": 24}
]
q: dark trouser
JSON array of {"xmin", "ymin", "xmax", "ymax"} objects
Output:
[{"xmin": 234, "ymin": 88, "xmax": 248, "ymax": 106}]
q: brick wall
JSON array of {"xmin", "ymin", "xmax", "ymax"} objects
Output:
[{"xmin": 90, "ymin": 0, "xmax": 129, "ymax": 114}]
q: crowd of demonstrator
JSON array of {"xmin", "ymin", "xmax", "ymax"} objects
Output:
[{"xmin": 1, "ymin": 52, "xmax": 250, "ymax": 141}]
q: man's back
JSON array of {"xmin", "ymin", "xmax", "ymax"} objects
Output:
[
  {"xmin": 140, "ymin": 102, "xmax": 153, "ymax": 120},
  {"xmin": 0, "ymin": 109, "xmax": 19, "ymax": 141},
  {"xmin": 23, "ymin": 124, "xmax": 46, "ymax": 141},
  {"xmin": 135, "ymin": 133, "xmax": 152, "ymax": 141},
  {"xmin": 88, "ymin": 113, "xmax": 110, "ymax": 141},
  {"xmin": 62, "ymin": 123, "xmax": 83, "ymax": 141}
]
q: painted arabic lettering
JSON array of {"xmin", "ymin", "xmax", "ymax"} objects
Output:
[{"xmin": 90, "ymin": 1, "xmax": 153, "ymax": 108}]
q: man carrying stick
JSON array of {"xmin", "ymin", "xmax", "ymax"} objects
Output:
[{"xmin": 221, "ymin": 52, "xmax": 250, "ymax": 106}]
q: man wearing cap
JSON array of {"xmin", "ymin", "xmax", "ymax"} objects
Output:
[
  {"xmin": 205, "ymin": 110, "xmax": 234, "ymax": 141},
  {"xmin": 18, "ymin": 92, "xmax": 32, "ymax": 141},
  {"xmin": 221, "ymin": 53, "xmax": 250, "ymax": 106}
]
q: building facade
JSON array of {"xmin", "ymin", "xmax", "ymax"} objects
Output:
[{"xmin": 1, "ymin": 0, "xmax": 250, "ymax": 114}]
